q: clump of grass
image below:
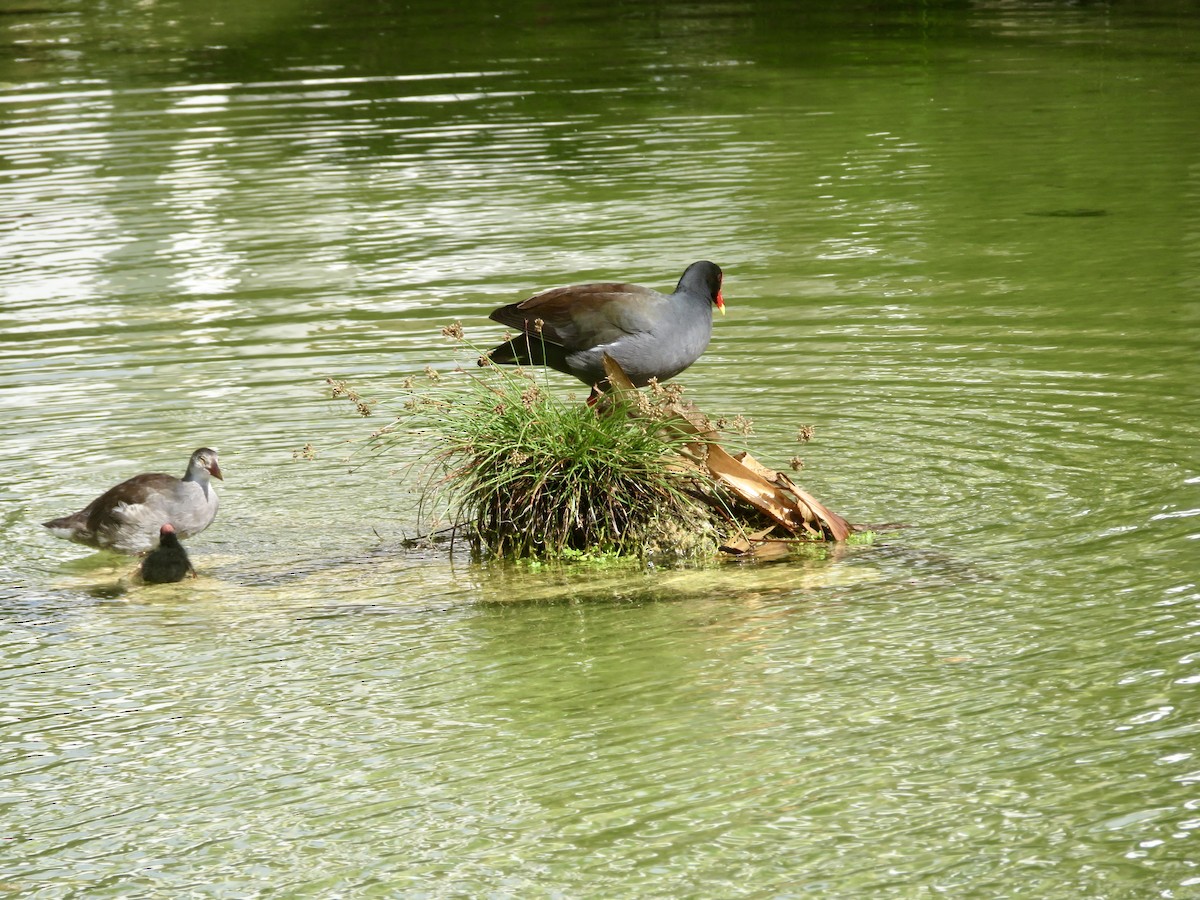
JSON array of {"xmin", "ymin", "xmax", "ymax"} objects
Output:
[
  {"xmin": 440, "ymin": 373, "xmax": 718, "ymax": 558},
  {"xmin": 338, "ymin": 342, "xmax": 722, "ymax": 560}
]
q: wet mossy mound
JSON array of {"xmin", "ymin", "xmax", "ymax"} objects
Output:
[{"xmin": 328, "ymin": 342, "xmax": 852, "ymax": 561}]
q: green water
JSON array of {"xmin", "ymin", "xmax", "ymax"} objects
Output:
[{"xmin": 2, "ymin": 1, "xmax": 1198, "ymax": 896}]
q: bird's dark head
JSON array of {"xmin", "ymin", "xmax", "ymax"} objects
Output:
[
  {"xmin": 679, "ymin": 261, "xmax": 724, "ymax": 314},
  {"xmin": 157, "ymin": 523, "xmax": 183, "ymax": 547},
  {"xmin": 158, "ymin": 520, "xmax": 188, "ymax": 549}
]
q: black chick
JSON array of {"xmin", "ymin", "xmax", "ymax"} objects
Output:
[{"xmin": 139, "ymin": 523, "xmax": 196, "ymax": 584}]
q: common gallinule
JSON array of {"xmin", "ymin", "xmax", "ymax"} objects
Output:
[
  {"xmin": 483, "ymin": 261, "xmax": 724, "ymax": 395},
  {"xmin": 43, "ymin": 447, "xmax": 222, "ymax": 554},
  {"xmin": 139, "ymin": 523, "xmax": 196, "ymax": 583}
]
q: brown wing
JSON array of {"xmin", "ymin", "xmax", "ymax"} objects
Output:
[
  {"xmin": 86, "ymin": 473, "xmax": 177, "ymax": 530},
  {"xmin": 489, "ymin": 282, "xmax": 663, "ymax": 351}
]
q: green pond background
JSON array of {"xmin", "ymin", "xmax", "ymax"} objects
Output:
[{"xmin": 2, "ymin": 0, "xmax": 1198, "ymax": 896}]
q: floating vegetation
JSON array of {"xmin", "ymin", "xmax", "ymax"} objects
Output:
[{"xmin": 324, "ymin": 325, "xmax": 854, "ymax": 561}]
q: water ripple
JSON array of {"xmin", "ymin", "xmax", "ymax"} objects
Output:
[{"xmin": 2, "ymin": 3, "xmax": 1199, "ymax": 895}]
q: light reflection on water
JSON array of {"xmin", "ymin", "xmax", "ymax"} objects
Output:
[{"xmin": 2, "ymin": 0, "xmax": 1199, "ymax": 895}]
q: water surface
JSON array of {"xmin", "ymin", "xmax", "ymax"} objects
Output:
[{"xmin": 1, "ymin": 1, "xmax": 1198, "ymax": 896}]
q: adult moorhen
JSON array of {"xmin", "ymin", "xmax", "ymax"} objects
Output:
[
  {"xmin": 43, "ymin": 447, "xmax": 222, "ymax": 554},
  {"xmin": 483, "ymin": 261, "xmax": 724, "ymax": 396},
  {"xmin": 139, "ymin": 523, "xmax": 196, "ymax": 583}
]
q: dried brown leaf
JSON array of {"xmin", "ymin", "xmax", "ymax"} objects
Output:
[{"xmin": 706, "ymin": 443, "xmax": 807, "ymax": 532}]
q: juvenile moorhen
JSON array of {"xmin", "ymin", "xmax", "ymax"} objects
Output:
[
  {"xmin": 139, "ymin": 523, "xmax": 196, "ymax": 583},
  {"xmin": 43, "ymin": 447, "xmax": 222, "ymax": 554},
  {"xmin": 483, "ymin": 261, "xmax": 724, "ymax": 395}
]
